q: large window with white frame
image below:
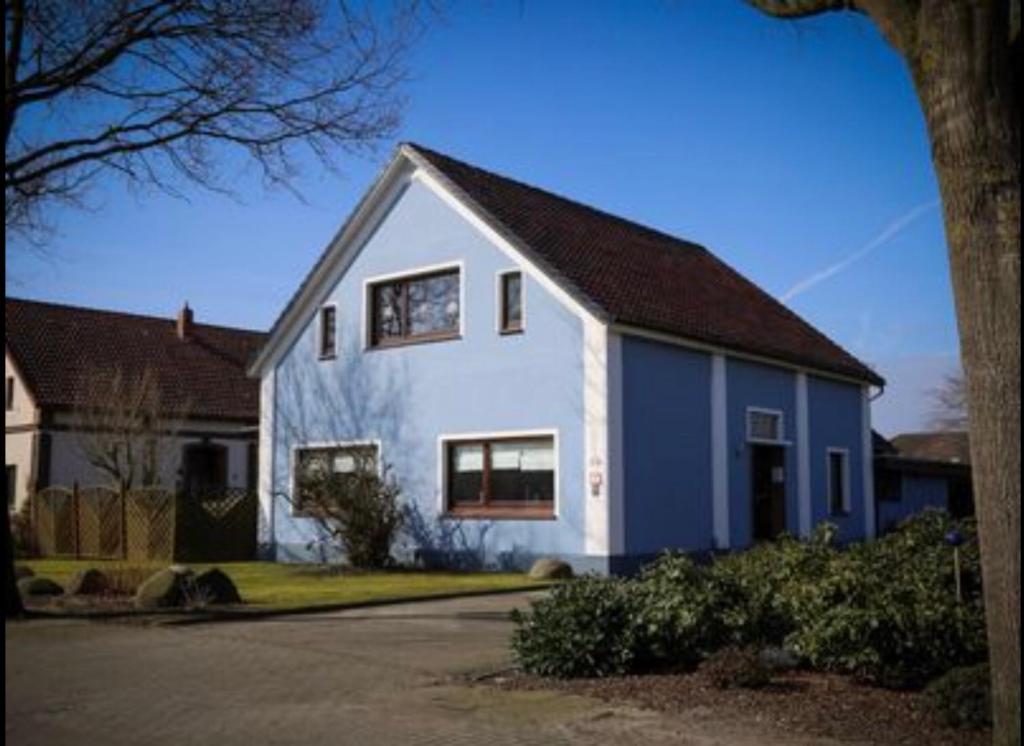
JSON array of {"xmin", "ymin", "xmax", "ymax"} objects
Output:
[
  {"xmin": 827, "ymin": 448, "xmax": 851, "ymax": 515},
  {"xmin": 444, "ymin": 434, "xmax": 555, "ymax": 519},
  {"xmin": 369, "ymin": 267, "xmax": 461, "ymax": 347},
  {"xmin": 293, "ymin": 442, "xmax": 379, "ymax": 516}
]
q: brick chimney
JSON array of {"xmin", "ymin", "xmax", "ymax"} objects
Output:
[{"xmin": 176, "ymin": 302, "xmax": 194, "ymax": 341}]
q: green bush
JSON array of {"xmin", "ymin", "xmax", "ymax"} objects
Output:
[
  {"xmin": 709, "ymin": 524, "xmax": 838, "ymax": 648},
  {"xmin": 510, "ymin": 576, "xmax": 642, "ymax": 678},
  {"xmin": 510, "ymin": 510, "xmax": 987, "ymax": 686},
  {"xmin": 631, "ymin": 553, "xmax": 729, "ymax": 667},
  {"xmin": 787, "ymin": 511, "xmax": 986, "ymax": 687},
  {"xmin": 925, "ymin": 664, "xmax": 992, "ymax": 729},
  {"xmin": 295, "ymin": 460, "xmax": 404, "ymax": 569}
]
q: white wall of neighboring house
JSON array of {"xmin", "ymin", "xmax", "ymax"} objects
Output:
[
  {"xmin": 5, "ymin": 352, "xmax": 39, "ymax": 512},
  {"xmin": 46, "ymin": 412, "xmax": 256, "ymax": 493}
]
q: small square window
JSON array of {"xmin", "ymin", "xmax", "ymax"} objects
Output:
[
  {"xmin": 319, "ymin": 306, "xmax": 337, "ymax": 359},
  {"xmin": 747, "ymin": 409, "xmax": 783, "ymax": 443}
]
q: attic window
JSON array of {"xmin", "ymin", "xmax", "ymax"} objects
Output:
[
  {"xmin": 499, "ymin": 271, "xmax": 523, "ymax": 334},
  {"xmin": 747, "ymin": 408, "xmax": 784, "ymax": 443},
  {"xmin": 369, "ymin": 267, "xmax": 460, "ymax": 347},
  {"xmin": 319, "ymin": 306, "xmax": 337, "ymax": 359}
]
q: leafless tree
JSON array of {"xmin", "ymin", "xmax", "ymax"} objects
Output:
[
  {"xmin": 746, "ymin": 2, "xmax": 1019, "ymax": 742},
  {"xmin": 4, "ymin": 0, "xmax": 428, "ymax": 240},
  {"xmin": 928, "ymin": 369, "xmax": 969, "ymax": 432},
  {"xmin": 72, "ymin": 366, "xmax": 188, "ymax": 491}
]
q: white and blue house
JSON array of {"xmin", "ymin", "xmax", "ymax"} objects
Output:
[{"xmin": 249, "ymin": 143, "xmax": 885, "ymax": 573}]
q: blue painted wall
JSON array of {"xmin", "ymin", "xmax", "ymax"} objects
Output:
[
  {"xmin": 620, "ymin": 336, "xmax": 714, "ymax": 554},
  {"xmin": 807, "ymin": 375, "xmax": 867, "ymax": 542},
  {"xmin": 725, "ymin": 359, "xmax": 799, "ymax": 547},
  {"xmin": 269, "ymin": 178, "xmax": 588, "ymax": 568},
  {"xmin": 877, "ymin": 474, "xmax": 949, "ymax": 534}
]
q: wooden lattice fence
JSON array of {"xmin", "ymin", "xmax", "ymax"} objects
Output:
[{"xmin": 30, "ymin": 484, "xmax": 257, "ymax": 562}]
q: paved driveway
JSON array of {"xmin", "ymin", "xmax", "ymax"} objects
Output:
[{"xmin": 6, "ymin": 593, "xmax": 839, "ymax": 746}]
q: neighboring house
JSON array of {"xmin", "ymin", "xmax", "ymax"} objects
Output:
[
  {"xmin": 874, "ymin": 430, "xmax": 973, "ymax": 533},
  {"xmin": 5, "ymin": 298, "xmax": 267, "ymax": 512},
  {"xmin": 250, "ymin": 143, "xmax": 884, "ymax": 572}
]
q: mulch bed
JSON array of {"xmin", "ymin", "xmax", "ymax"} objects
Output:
[{"xmin": 492, "ymin": 669, "xmax": 990, "ymax": 746}]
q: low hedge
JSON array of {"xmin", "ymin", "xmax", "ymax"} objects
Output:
[{"xmin": 511, "ymin": 510, "xmax": 987, "ymax": 689}]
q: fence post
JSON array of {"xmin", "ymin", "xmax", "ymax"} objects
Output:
[
  {"xmin": 121, "ymin": 486, "xmax": 128, "ymax": 560},
  {"xmin": 72, "ymin": 481, "xmax": 81, "ymax": 559}
]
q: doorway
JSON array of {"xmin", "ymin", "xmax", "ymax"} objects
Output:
[
  {"xmin": 182, "ymin": 443, "xmax": 228, "ymax": 498},
  {"xmin": 751, "ymin": 444, "xmax": 786, "ymax": 540}
]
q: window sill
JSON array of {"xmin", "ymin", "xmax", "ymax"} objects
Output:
[
  {"xmin": 444, "ymin": 506, "xmax": 556, "ymax": 521},
  {"xmin": 368, "ymin": 333, "xmax": 461, "ymax": 351},
  {"xmin": 499, "ymin": 327, "xmax": 524, "ymax": 336}
]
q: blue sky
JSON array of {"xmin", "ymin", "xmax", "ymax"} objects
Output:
[{"xmin": 5, "ymin": 0, "xmax": 960, "ymax": 435}]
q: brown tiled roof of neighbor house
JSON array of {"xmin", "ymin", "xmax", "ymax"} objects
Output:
[
  {"xmin": 5, "ymin": 298, "xmax": 266, "ymax": 422},
  {"xmin": 406, "ymin": 143, "xmax": 883, "ymax": 385},
  {"xmin": 890, "ymin": 431, "xmax": 971, "ymax": 465}
]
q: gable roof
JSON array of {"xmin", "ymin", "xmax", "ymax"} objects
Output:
[
  {"xmin": 6, "ymin": 298, "xmax": 267, "ymax": 423},
  {"xmin": 255, "ymin": 143, "xmax": 883, "ymax": 385},
  {"xmin": 890, "ymin": 431, "xmax": 971, "ymax": 465}
]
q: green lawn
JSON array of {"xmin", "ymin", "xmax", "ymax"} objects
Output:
[{"xmin": 19, "ymin": 559, "xmax": 550, "ymax": 610}]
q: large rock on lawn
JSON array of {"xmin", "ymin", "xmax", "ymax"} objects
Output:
[
  {"xmin": 134, "ymin": 567, "xmax": 195, "ymax": 609},
  {"xmin": 528, "ymin": 558, "xmax": 574, "ymax": 580},
  {"xmin": 67, "ymin": 568, "xmax": 111, "ymax": 596},
  {"xmin": 17, "ymin": 576, "xmax": 64, "ymax": 597},
  {"xmin": 14, "ymin": 565, "xmax": 34, "ymax": 580},
  {"xmin": 192, "ymin": 568, "xmax": 242, "ymax": 605}
]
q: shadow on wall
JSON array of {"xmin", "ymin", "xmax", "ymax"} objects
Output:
[
  {"xmin": 264, "ymin": 333, "xmax": 413, "ymax": 559},
  {"xmin": 400, "ymin": 502, "xmax": 532, "ymax": 572}
]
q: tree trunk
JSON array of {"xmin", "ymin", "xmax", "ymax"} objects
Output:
[
  {"xmin": 5, "ymin": 501, "xmax": 24, "ymax": 618},
  {"xmin": 910, "ymin": 3, "xmax": 1020, "ymax": 743}
]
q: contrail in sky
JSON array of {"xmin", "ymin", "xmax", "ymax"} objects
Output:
[{"xmin": 780, "ymin": 199, "xmax": 941, "ymax": 303}]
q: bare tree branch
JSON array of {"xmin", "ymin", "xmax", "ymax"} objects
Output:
[
  {"xmin": 72, "ymin": 366, "xmax": 190, "ymax": 491},
  {"xmin": 928, "ymin": 368, "xmax": 969, "ymax": 432},
  {"xmin": 5, "ymin": 0, "xmax": 430, "ymax": 241},
  {"xmin": 744, "ymin": 0, "xmax": 853, "ymax": 20}
]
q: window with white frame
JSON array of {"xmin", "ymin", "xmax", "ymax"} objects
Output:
[
  {"xmin": 318, "ymin": 305, "xmax": 337, "ymax": 359},
  {"xmin": 828, "ymin": 449, "xmax": 850, "ymax": 515},
  {"xmin": 498, "ymin": 270, "xmax": 523, "ymax": 333},
  {"xmin": 293, "ymin": 443, "xmax": 378, "ymax": 516},
  {"xmin": 445, "ymin": 435, "xmax": 555, "ymax": 518},
  {"xmin": 369, "ymin": 268, "xmax": 460, "ymax": 347},
  {"xmin": 747, "ymin": 408, "xmax": 784, "ymax": 443}
]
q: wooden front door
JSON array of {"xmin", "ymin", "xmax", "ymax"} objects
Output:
[{"xmin": 751, "ymin": 445, "xmax": 786, "ymax": 540}]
